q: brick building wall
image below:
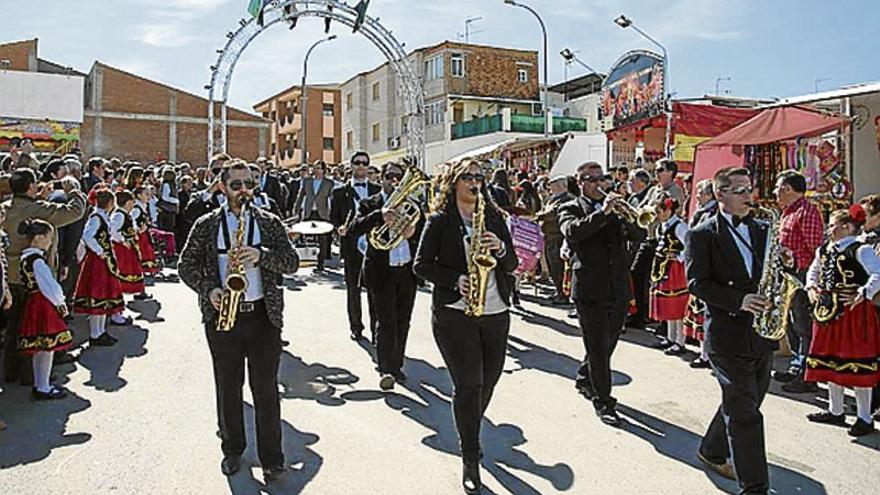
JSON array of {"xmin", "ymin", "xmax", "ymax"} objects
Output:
[
  {"xmin": 0, "ymin": 39, "xmax": 38, "ymax": 71},
  {"xmin": 428, "ymin": 42, "xmax": 539, "ymax": 101},
  {"xmin": 83, "ymin": 62, "xmax": 269, "ymax": 165}
]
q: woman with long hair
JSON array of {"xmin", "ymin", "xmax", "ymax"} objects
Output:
[{"xmin": 414, "ymin": 159, "xmax": 518, "ymax": 494}]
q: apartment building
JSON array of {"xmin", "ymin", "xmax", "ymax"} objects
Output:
[
  {"xmin": 253, "ymin": 84, "xmax": 342, "ymax": 168},
  {"xmin": 341, "ymin": 41, "xmax": 540, "ymax": 164}
]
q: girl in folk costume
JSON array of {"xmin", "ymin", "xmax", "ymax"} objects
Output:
[
  {"xmin": 649, "ymin": 194, "xmax": 690, "ymax": 356},
  {"xmin": 156, "ymin": 166, "xmax": 179, "ymax": 233},
  {"xmin": 74, "ymin": 187, "xmax": 124, "ymax": 347},
  {"xmin": 683, "ymin": 179, "xmax": 718, "ymax": 368},
  {"xmin": 133, "ymin": 186, "xmax": 159, "ymax": 276},
  {"xmin": 17, "ymin": 219, "xmax": 73, "ymax": 400},
  {"xmin": 110, "ymin": 189, "xmax": 150, "ymax": 303},
  {"xmin": 805, "ymin": 206, "xmax": 880, "ymax": 437},
  {"xmin": 858, "ymin": 194, "xmax": 880, "ymax": 418}
]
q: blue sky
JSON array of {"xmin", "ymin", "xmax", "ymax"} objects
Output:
[{"xmin": 6, "ymin": 0, "xmax": 879, "ymax": 113}]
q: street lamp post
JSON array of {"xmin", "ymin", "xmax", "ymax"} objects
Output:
[
  {"xmin": 301, "ymin": 34, "xmax": 337, "ymax": 165},
  {"xmin": 614, "ymin": 14, "xmax": 672, "ymax": 158},
  {"xmin": 504, "ymin": 0, "xmax": 549, "ymax": 136}
]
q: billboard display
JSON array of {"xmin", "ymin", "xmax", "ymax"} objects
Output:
[
  {"xmin": 601, "ymin": 50, "xmax": 665, "ymax": 129},
  {"xmin": 0, "ymin": 70, "xmax": 84, "ymax": 122}
]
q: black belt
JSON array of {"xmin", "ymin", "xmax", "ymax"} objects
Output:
[{"xmin": 238, "ymin": 299, "xmax": 265, "ymax": 314}]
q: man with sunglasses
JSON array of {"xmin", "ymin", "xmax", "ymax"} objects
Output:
[
  {"xmin": 686, "ymin": 166, "xmax": 773, "ymax": 494},
  {"xmin": 293, "ymin": 161, "xmax": 334, "ymax": 272},
  {"xmin": 331, "ymin": 151, "xmax": 381, "ymax": 341},
  {"xmin": 349, "ymin": 161, "xmax": 421, "ymax": 390},
  {"xmin": 559, "ymin": 161, "xmax": 638, "ymax": 426},
  {"xmin": 179, "ymin": 159, "xmax": 299, "ymax": 482}
]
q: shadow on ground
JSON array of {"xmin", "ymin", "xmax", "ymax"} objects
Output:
[
  {"xmin": 505, "ymin": 334, "xmax": 631, "ymax": 387},
  {"xmin": 277, "ymin": 351, "xmax": 359, "ymax": 407},
  {"xmin": 76, "ymin": 323, "xmax": 149, "ymax": 393}
]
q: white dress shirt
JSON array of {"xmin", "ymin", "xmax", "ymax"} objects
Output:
[
  {"xmin": 161, "ymin": 183, "xmax": 179, "ymax": 205},
  {"xmin": 806, "ymin": 236, "xmax": 880, "ymax": 300},
  {"xmin": 446, "ymin": 221, "xmax": 508, "ymax": 316},
  {"xmin": 147, "ymin": 197, "xmax": 158, "ymax": 224},
  {"xmin": 109, "ymin": 210, "xmax": 127, "ymax": 243},
  {"xmin": 352, "ymin": 179, "xmax": 370, "ymax": 255},
  {"xmin": 82, "ymin": 208, "xmax": 112, "ymax": 256},
  {"xmin": 22, "ymin": 247, "xmax": 66, "ymax": 307},
  {"xmin": 721, "ymin": 212, "xmax": 754, "ymax": 278},
  {"xmin": 217, "ymin": 207, "xmax": 264, "ymax": 302}
]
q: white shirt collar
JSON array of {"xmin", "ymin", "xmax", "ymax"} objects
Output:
[
  {"xmin": 21, "ymin": 247, "xmax": 44, "ymax": 257},
  {"xmin": 834, "ymin": 235, "xmax": 857, "ymax": 251},
  {"xmin": 663, "ymin": 214, "xmax": 681, "ymax": 229}
]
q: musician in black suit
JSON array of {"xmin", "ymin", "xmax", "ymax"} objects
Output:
[
  {"xmin": 349, "ymin": 161, "xmax": 421, "ymax": 390},
  {"xmin": 685, "ymin": 166, "xmax": 773, "ymax": 494},
  {"xmin": 413, "ymin": 159, "xmax": 518, "ymax": 495},
  {"xmin": 330, "ymin": 152, "xmax": 381, "ymax": 341},
  {"xmin": 558, "ymin": 161, "xmax": 638, "ymax": 426},
  {"xmin": 258, "ymin": 158, "xmax": 286, "ymax": 209}
]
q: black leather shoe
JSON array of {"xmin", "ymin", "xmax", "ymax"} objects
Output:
[
  {"xmin": 263, "ymin": 464, "xmax": 288, "ymax": 482},
  {"xmin": 32, "ymin": 386, "xmax": 67, "ymax": 401},
  {"xmin": 133, "ymin": 293, "xmax": 153, "ymax": 301},
  {"xmin": 53, "ymin": 351, "xmax": 78, "ymax": 365},
  {"xmin": 89, "ymin": 333, "xmax": 118, "ymax": 347},
  {"xmin": 221, "ymin": 455, "xmax": 241, "ymax": 476},
  {"xmin": 807, "ymin": 411, "xmax": 848, "ymax": 427},
  {"xmin": 575, "ymin": 380, "xmax": 595, "ymax": 399},
  {"xmin": 782, "ymin": 378, "xmax": 819, "ymax": 394},
  {"xmin": 664, "ymin": 343, "xmax": 685, "ymax": 356},
  {"xmin": 462, "ymin": 459, "xmax": 482, "ymax": 494},
  {"xmin": 395, "ymin": 371, "xmax": 407, "ymax": 384},
  {"xmin": 848, "ymin": 418, "xmax": 875, "ymax": 437},
  {"xmin": 596, "ymin": 403, "xmax": 621, "ymax": 427},
  {"xmin": 689, "ymin": 357, "xmax": 711, "ymax": 369},
  {"xmin": 350, "ymin": 330, "xmax": 365, "ymax": 341},
  {"xmin": 772, "ymin": 369, "xmax": 797, "ymax": 383}
]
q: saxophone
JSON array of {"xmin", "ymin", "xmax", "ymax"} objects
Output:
[
  {"xmin": 752, "ymin": 205, "xmax": 804, "ymax": 340},
  {"xmin": 217, "ymin": 204, "xmax": 249, "ymax": 332},
  {"xmin": 464, "ymin": 188, "xmax": 497, "ymax": 318}
]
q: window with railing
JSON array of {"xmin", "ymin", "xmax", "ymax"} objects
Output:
[{"xmin": 424, "ymin": 55, "xmax": 443, "ymax": 81}]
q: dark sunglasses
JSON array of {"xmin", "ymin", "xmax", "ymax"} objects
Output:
[
  {"xmin": 227, "ymin": 179, "xmax": 257, "ymax": 191},
  {"xmin": 384, "ymin": 172, "xmax": 403, "ymax": 181},
  {"xmin": 459, "ymin": 173, "xmax": 485, "ymax": 183},
  {"xmin": 723, "ymin": 185, "xmax": 753, "ymax": 195},
  {"xmin": 578, "ymin": 175, "xmax": 599, "ymax": 183},
  {"xmin": 353, "ymin": 160, "xmax": 369, "ymax": 166}
]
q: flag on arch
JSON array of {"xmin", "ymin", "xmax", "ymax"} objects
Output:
[{"xmin": 247, "ymin": 0, "xmax": 271, "ymax": 26}]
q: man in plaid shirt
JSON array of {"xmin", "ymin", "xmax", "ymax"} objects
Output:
[{"xmin": 773, "ymin": 170, "xmax": 824, "ymax": 393}]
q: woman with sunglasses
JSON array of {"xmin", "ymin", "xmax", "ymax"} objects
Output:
[{"xmin": 414, "ymin": 159, "xmax": 518, "ymax": 494}]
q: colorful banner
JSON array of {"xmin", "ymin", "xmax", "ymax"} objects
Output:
[
  {"xmin": 673, "ymin": 135, "xmax": 711, "ymax": 163},
  {"xmin": 601, "ymin": 50, "xmax": 665, "ymax": 129},
  {"xmin": 508, "ymin": 215, "xmax": 545, "ymax": 275},
  {"xmin": 0, "ymin": 117, "xmax": 80, "ymax": 142}
]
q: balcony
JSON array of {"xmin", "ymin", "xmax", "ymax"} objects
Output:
[
  {"xmin": 279, "ymin": 113, "xmax": 302, "ymax": 135},
  {"xmin": 451, "ymin": 110, "xmax": 588, "ymax": 140}
]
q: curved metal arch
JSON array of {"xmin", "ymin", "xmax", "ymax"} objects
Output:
[{"xmin": 207, "ymin": 0, "xmax": 426, "ymax": 168}]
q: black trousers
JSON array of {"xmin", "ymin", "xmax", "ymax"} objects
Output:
[
  {"xmin": 342, "ymin": 249, "xmax": 367, "ymax": 333},
  {"xmin": 544, "ymin": 238, "xmax": 565, "ymax": 295},
  {"xmin": 701, "ymin": 351, "xmax": 772, "ymax": 495},
  {"xmin": 306, "ymin": 211, "xmax": 331, "ymax": 269},
  {"xmin": 432, "ymin": 307, "xmax": 509, "ymax": 461},
  {"xmin": 205, "ymin": 303, "xmax": 283, "ymax": 468},
  {"xmin": 574, "ymin": 298, "xmax": 628, "ymax": 407},
  {"xmin": 630, "ymin": 239, "xmax": 656, "ymax": 325},
  {"xmin": 373, "ymin": 267, "xmax": 417, "ymax": 375}
]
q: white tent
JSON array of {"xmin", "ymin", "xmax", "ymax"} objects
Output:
[{"xmin": 549, "ymin": 133, "xmax": 608, "ymax": 176}]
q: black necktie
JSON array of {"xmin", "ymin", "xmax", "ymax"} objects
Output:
[{"xmin": 732, "ymin": 214, "xmax": 751, "ymax": 228}]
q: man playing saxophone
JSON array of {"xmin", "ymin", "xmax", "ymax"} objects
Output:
[
  {"xmin": 349, "ymin": 161, "xmax": 423, "ymax": 391},
  {"xmin": 413, "ymin": 159, "xmax": 518, "ymax": 495},
  {"xmin": 178, "ymin": 159, "xmax": 299, "ymax": 482}
]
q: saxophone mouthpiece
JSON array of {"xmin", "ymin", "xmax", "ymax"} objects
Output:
[{"xmin": 470, "ymin": 187, "xmax": 479, "ymax": 195}]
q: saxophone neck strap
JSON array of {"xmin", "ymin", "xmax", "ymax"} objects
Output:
[{"xmin": 721, "ymin": 215, "xmax": 756, "ymax": 257}]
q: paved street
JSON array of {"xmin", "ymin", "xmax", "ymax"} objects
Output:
[{"xmin": 0, "ymin": 267, "xmax": 877, "ymax": 495}]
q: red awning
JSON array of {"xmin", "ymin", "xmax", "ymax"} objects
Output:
[{"xmin": 698, "ymin": 106, "xmax": 849, "ymax": 148}]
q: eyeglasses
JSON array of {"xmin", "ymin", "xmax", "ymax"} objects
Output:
[
  {"xmin": 578, "ymin": 175, "xmax": 599, "ymax": 183},
  {"xmin": 384, "ymin": 172, "xmax": 403, "ymax": 181},
  {"xmin": 353, "ymin": 160, "xmax": 369, "ymax": 166},
  {"xmin": 227, "ymin": 179, "xmax": 257, "ymax": 191},
  {"xmin": 723, "ymin": 185, "xmax": 753, "ymax": 195},
  {"xmin": 459, "ymin": 173, "xmax": 485, "ymax": 183}
]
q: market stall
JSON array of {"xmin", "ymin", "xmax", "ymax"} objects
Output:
[{"xmin": 690, "ymin": 105, "xmax": 850, "ymax": 214}]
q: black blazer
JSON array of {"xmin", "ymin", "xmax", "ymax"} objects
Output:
[
  {"xmin": 559, "ymin": 195, "xmax": 635, "ymax": 304},
  {"xmin": 685, "ymin": 212, "xmax": 774, "ymax": 357},
  {"xmin": 413, "ymin": 200, "xmax": 518, "ymax": 310},
  {"xmin": 330, "ymin": 181, "xmax": 382, "ymax": 260},
  {"xmin": 348, "ymin": 193, "xmax": 421, "ymax": 291},
  {"xmin": 262, "ymin": 174, "xmax": 285, "ymax": 209}
]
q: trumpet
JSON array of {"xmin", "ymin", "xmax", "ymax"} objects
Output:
[{"xmin": 597, "ymin": 189, "xmax": 656, "ymax": 228}]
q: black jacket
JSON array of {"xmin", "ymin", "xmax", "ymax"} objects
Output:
[
  {"xmin": 559, "ymin": 195, "xmax": 635, "ymax": 304},
  {"xmin": 348, "ymin": 192, "xmax": 422, "ymax": 292},
  {"xmin": 330, "ymin": 181, "xmax": 382, "ymax": 260},
  {"xmin": 413, "ymin": 200, "xmax": 518, "ymax": 310},
  {"xmin": 261, "ymin": 174, "xmax": 286, "ymax": 210},
  {"xmin": 685, "ymin": 212, "xmax": 773, "ymax": 357}
]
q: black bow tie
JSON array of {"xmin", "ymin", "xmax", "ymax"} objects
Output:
[
  {"xmin": 732, "ymin": 214, "xmax": 752, "ymax": 228},
  {"xmin": 354, "ymin": 183, "xmax": 367, "ymax": 189}
]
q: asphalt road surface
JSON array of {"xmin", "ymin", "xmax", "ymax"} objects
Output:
[{"xmin": 0, "ymin": 268, "xmax": 877, "ymax": 494}]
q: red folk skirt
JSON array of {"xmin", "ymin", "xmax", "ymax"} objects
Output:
[
  {"xmin": 17, "ymin": 292, "xmax": 73, "ymax": 355},
  {"xmin": 73, "ymin": 251, "xmax": 124, "ymax": 315},
  {"xmin": 805, "ymin": 300, "xmax": 880, "ymax": 388},
  {"xmin": 683, "ymin": 295, "xmax": 706, "ymax": 341},
  {"xmin": 649, "ymin": 260, "xmax": 689, "ymax": 321},
  {"xmin": 137, "ymin": 231, "xmax": 159, "ymax": 275},
  {"xmin": 112, "ymin": 243, "xmax": 145, "ymax": 293}
]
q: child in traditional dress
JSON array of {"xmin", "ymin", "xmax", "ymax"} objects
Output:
[
  {"xmin": 133, "ymin": 186, "xmax": 159, "ymax": 277},
  {"xmin": 17, "ymin": 219, "xmax": 73, "ymax": 400},
  {"xmin": 860, "ymin": 194, "xmax": 880, "ymax": 419},
  {"xmin": 74, "ymin": 187, "xmax": 124, "ymax": 347},
  {"xmin": 649, "ymin": 194, "xmax": 689, "ymax": 356},
  {"xmin": 805, "ymin": 206, "xmax": 880, "ymax": 437},
  {"xmin": 110, "ymin": 190, "xmax": 147, "ymax": 322}
]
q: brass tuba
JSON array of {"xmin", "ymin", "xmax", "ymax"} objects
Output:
[
  {"xmin": 752, "ymin": 205, "xmax": 804, "ymax": 340},
  {"xmin": 217, "ymin": 203, "xmax": 249, "ymax": 332},
  {"xmin": 368, "ymin": 166, "xmax": 431, "ymax": 250},
  {"xmin": 464, "ymin": 188, "xmax": 497, "ymax": 317}
]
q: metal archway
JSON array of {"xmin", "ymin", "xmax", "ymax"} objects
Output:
[{"xmin": 207, "ymin": 0, "xmax": 425, "ymax": 167}]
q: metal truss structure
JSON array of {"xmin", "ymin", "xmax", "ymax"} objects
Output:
[{"xmin": 206, "ymin": 0, "xmax": 426, "ymax": 167}]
